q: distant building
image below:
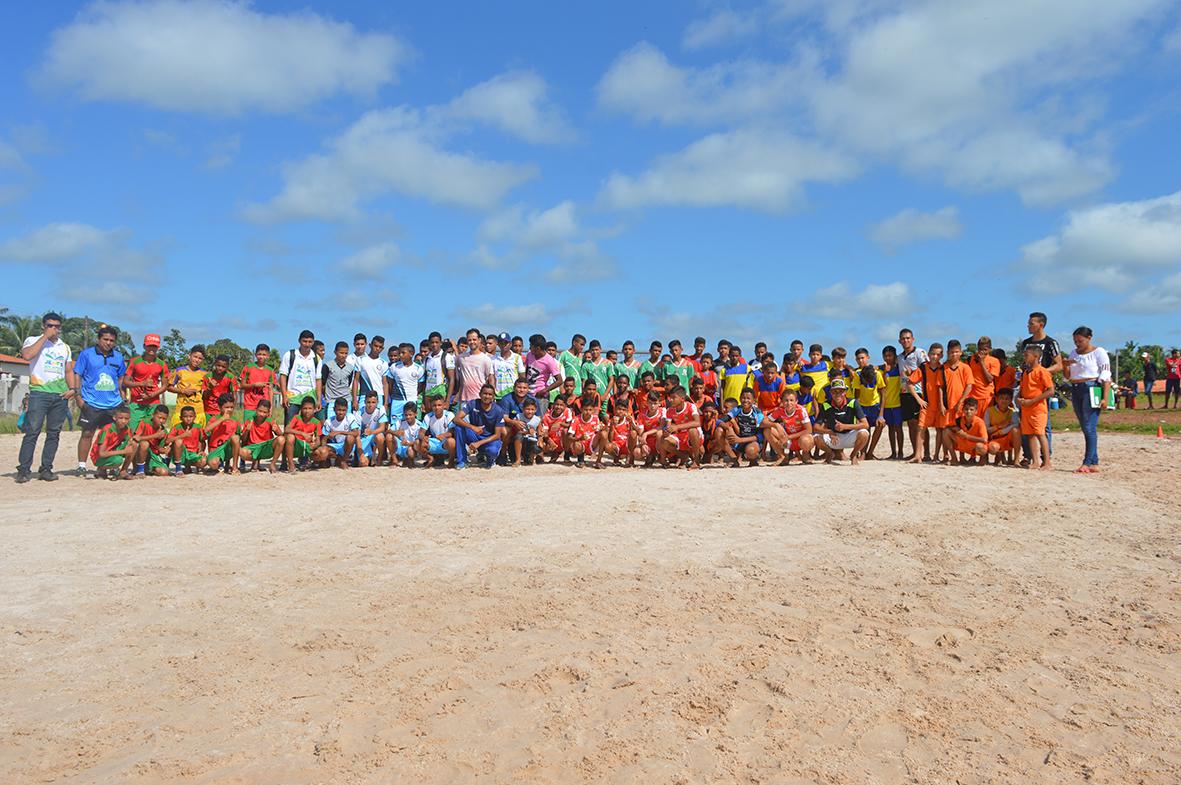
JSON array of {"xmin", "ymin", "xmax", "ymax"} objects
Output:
[{"xmin": 0, "ymin": 353, "xmax": 30, "ymax": 414}]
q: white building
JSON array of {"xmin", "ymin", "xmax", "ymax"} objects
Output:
[{"xmin": 0, "ymin": 353, "xmax": 31, "ymax": 414}]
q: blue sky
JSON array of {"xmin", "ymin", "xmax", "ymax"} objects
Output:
[{"xmin": 2, "ymin": 0, "xmax": 1180, "ymax": 356}]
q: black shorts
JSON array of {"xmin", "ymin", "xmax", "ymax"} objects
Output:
[
  {"xmin": 1167, "ymin": 378, "xmax": 1181, "ymax": 397},
  {"xmin": 901, "ymin": 394, "xmax": 920, "ymax": 422},
  {"xmin": 78, "ymin": 402, "xmax": 118, "ymax": 431}
]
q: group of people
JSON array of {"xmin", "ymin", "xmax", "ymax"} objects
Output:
[{"xmin": 14, "ymin": 311, "xmax": 1116, "ymax": 482}]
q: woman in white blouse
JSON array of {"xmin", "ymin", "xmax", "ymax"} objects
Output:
[{"xmin": 1062, "ymin": 326, "xmax": 1111, "ymax": 473}]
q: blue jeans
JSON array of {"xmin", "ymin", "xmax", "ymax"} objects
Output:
[
  {"xmin": 453, "ymin": 424, "xmax": 501, "ymax": 467},
  {"xmin": 1071, "ymin": 383, "xmax": 1100, "ymax": 466},
  {"xmin": 18, "ymin": 390, "xmax": 69, "ymax": 474}
]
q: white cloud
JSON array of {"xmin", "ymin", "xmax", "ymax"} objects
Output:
[
  {"xmin": 337, "ymin": 242, "xmax": 401, "ymax": 279},
  {"xmin": 683, "ymin": 9, "xmax": 761, "ymax": 50},
  {"xmin": 0, "ymin": 222, "xmax": 119, "ymax": 261},
  {"xmin": 600, "ymin": 128, "xmax": 857, "ymax": 212},
  {"xmin": 61, "ymin": 280, "xmax": 145, "ymax": 305},
  {"xmin": 1120, "ymin": 271, "xmax": 1181, "ymax": 314},
  {"xmin": 1021, "ymin": 190, "xmax": 1181, "ymax": 292},
  {"xmin": 244, "ymin": 107, "xmax": 537, "ymax": 223},
  {"xmin": 597, "ymin": 42, "xmax": 805, "ymax": 125},
  {"xmin": 442, "ymin": 71, "xmax": 572, "ymax": 144},
  {"xmin": 479, "ymin": 201, "xmax": 579, "ymax": 249},
  {"xmin": 39, "ymin": 0, "xmax": 407, "ymax": 115},
  {"xmin": 870, "ymin": 206, "xmax": 962, "ymax": 252},
  {"xmin": 455, "ymin": 302, "xmax": 553, "ymax": 328},
  {"xmin": 473, "ymin": 201, "xmax": 617, "ymax": 281},
  {"xmin": 807, "ymin": 282, "xmax": 915, "ymax": 320}
]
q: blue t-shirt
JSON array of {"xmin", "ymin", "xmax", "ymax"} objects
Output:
[
  {"xmin": 74, "ymin": 347, "xmax": 126, "ymax": 409},
  {"xmin": 502, "ymin": 393, "xmax": 538, "ymax": 421},
  {"xmin": 463, "ymin": 400, "xmax": 505, "ymax": 434}
]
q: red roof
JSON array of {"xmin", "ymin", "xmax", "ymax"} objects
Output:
[{"xmin": 0, "ymin": 353, "xmax": 29, "ymax": 365}]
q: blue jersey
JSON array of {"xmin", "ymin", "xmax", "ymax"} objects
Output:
[{"xmin": 74, "ymin": 347, "xmax": 126, "ymax": 409}]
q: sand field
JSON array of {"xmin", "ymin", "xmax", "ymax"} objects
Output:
[{"xmin": 1, "ymin": 431, "xmax": 1179, "ymax": 784}]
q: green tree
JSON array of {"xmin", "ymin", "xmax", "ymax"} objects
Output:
[
  {"xmin": 205, "ymin": 338, "xmax": 252, "ymax": 374},
  {"xmin": 0, "ymin": 315, "xmax": 41, "ymax": 356},
  {"xmin": 159, "ymin": 328, "xmax": 189, "ymax": 369}
]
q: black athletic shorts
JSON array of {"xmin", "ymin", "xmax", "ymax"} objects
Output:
[
  {"xmin": 78, "ymin": 402, "xmax": 117, "ymax": 431},
  {"xmin": 1167, "ymin": 378, "xmax": 1181, "ymax": 397},
  {"xmin": 901, "ymin": 394, "xmax": 920, "ymax": 422}
]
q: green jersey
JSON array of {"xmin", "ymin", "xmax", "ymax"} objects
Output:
[
  {"xmin": 558, "ymin": 350, "xmax": 584, "ymax": 395},
  {"xmin": 582, "ymin": 359, "xmax": 614, "ymax": 395},
  {"xmin": 613, "ymin": 360, "xmax": 641, "ymax": 388},
  {"xmin": 662, "ymin": 359, "xmax": 697, "ymax": 394},
  {"xmin": 639, "ymin": 359, "xmax": 664, "ymax": 384}
]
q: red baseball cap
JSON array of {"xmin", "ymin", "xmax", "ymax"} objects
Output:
[{"xmin": 143, "ymin": 333, "xmax": 161, "ymax": 347}]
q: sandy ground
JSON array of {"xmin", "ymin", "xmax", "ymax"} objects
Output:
[{"xmin": 1, "ymin": 431, "xmax": 1179, "ymax": 785}]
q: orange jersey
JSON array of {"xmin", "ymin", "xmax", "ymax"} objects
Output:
[
  {"xmin": 994, "ymin": 364, "xmax": 1016, "ymax": 394},
  {"xmin": 569, "ymin": 414, "xmax": 600, "ymax": 441},
  {"xmin": 637, "ymin": 407, "xmax": 666, "ymax": 433},
  {"xmin": 1019, "ymin": 365, "xmax": 1053, "ymax": 435},
  {"xmin": 665, "ymin": 401, "xmax": 699, "ymax": 428},
  {"xmin": 968, "ymin": 354, "xmax": 1000, "ymax": 403},
  {"xmin": 955, "ymin": 415, "xmax": 987, "ymax": 443},
  {"xmin": 942, "ymin": 363, "xmax": 974, "ymax": 413}
]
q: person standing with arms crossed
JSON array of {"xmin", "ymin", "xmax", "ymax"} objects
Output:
[{"xmin": 16, "ymin": 313, "xmax": 76, "ymax": 483}]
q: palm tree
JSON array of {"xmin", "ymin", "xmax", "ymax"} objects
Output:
[{"xmin": 0, "ymin": 315, "xmax": 41, "ymax": 356}]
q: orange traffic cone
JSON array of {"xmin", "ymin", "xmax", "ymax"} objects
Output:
[{"xmin": 1158, "ymin": 425, "xmax": 1165, "ymax": 439}]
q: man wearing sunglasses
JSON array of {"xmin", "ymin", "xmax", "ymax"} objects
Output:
[{"xmin": 17, "ymin": 312, "xmax": 77, "ymax": 483}]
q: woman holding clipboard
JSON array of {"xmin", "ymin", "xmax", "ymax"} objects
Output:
[{"xmin": 1062, "ymin": 326, "xmax": 1112, "ymax": 474}]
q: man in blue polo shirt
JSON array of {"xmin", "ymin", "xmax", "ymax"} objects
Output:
[{"xmin": 73, "ymin": 325, "xmax": 127, "ymax": 476}]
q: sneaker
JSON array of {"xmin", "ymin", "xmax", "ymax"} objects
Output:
[
  {"xmin": 71, "ymin": 465, "xmax": 88, "ymax": 477},
  {"xmin": 38, "ymin": 468, "xmax": 59, "ymax": 482},
  {"xmin": 15, "ymin": 471, "xmax": 32, "ymax": 484}
]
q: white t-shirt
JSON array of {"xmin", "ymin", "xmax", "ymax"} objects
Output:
[
  {"xmin": 423, "ymin": 409, "xmax": 455, "ymax": 437},
  {"xmin": 1067, "ymin": 347, "xmax": 1112, "ymax": 382},
  {"xmin": 23, "ymin": 336, "xmax": 72, "ymax": 393},
  {"xmin": 280, "ymin": 349, "xmax": 321, "ymax": 398},
  {"xmin": 356, "ymin": 407, "xmax": 388, "ymax": 433},
  {"xmin": 456, "ymin": 352, "xmax": 494, "ymax": 402},
  {"xmin": 395, "ymin": 417, "xmax": 423, "ymax": 442},
  {"xmin": 354, "ymin": 354, "xmax": 388, "ymax": 398},
  {"xmin": 386, "ymin": 361, "xmax": 425, "ymax": 402},
  {"xmin": 492, "ymin": 352, "xmax": 526, "ymax": 396},
  {"xmin": 322, "ymin": 413, "xmax": 359, "ymax": 443},
  {"xmin": 423, "ymin": 351, "xmax": 455, "ymax": 391}
]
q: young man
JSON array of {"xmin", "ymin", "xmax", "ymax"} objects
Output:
[
  {"xmin": 453, "ymin": 384, "xmax": 505, "ymax": 469},
  {"xmin": 17, "ymin": 312, "xmax": 76, "ymax": 483},
  {"xmin": 167, "ymin": 346, "xmax": 208, "ymax": 428},
  {"xmin": 614, "ymin": 341, "xmax": 642, "ymax": 390},
  {"xmin": 1019, "ymin": 312, "xmax": 1062, "ymax": 456},
  {"xmin": 719, "ymin": 347, "xmax": 754, "ymax": 406},
  {"xmin": 321, "ymin": 398, "xmax": 359, "ymax": 469},
  {"xmin": 351, "ymin": 335, "xmax": 387, "ymax": 411},
  {"xmin": 524, "ymin": 333, "xmax": 562, "ymax": 415},
  {"xmin": 203, "ymin": 393, "xmax": 241, "ymax": 475},
  {"xmin": 688, "ymin": 336, "xmax": 707, "ymax": 372},
  {"xmin": 322, "ymin": 342, "xmax": 356, "ymax": 417},
  {"xmin": 944, "ymin": 397, "xmax": 988, "ymax": 466},
  {"xmin": 660, "ymin": 385, "xmax": 703, "ymax": 470},
  {"xmin": 897, "ymin": 328, "xmax": 929, "ymax": 461},
  {"xmin": 74, "ymin": 325, "xmax": 127, "ymax": 476},
  {"xmin": 876, "ymin": 345, "xmax": 904, "ymax": 460},
  {"xmin": 238, "ymin": 344, "xmax": 276, "ymax": 422},
  {"xmin": 721, "ymin": 387, "xmax": 764, "ymax": 467},
  {"xmin": 638, "ymin": 340, "xmax": 664, "ymax": 389},
  {"xmin": 420, "ymin": 395, "xmax": 458, "ymax": 467},
  {"xmin": 455, "ymin": 329, "xmax": 495, "ymax": 406},
  {"xmin": 202, "ymin": 354, "xmax": 238, "ymax": 425},
  {"xmin": 1018, "ymin": 344, "xmax": 1054, "ymax": 470},
  {"xmin": 283, "ymin": 398, "xmax": 322, "ymax": 472},
  {"xmin": 90, "ymin": 405, "xmax": 134, "ymax": 480},
  {"xmin": 968, "ymin": 336, "xmax": 1000, "ymax": 411},
  {"xmin": 816, "ymin": 381, "xmax": 869, "ymax": 465},
  {"xmin": 131, "ymin": 404, "xmax": 172, "ymax": 477},
  {"xmin": 940, "ymin": 341, "xmax": 976, "ymax": 439},
  {"xmin": 123, "ymin": 333, "xmax": 169, "ymax": 430},
  {"xmin": 557, "ymin": 334, "xmax": 587, "ymax": 397},
  {"xmin": 279, "ymin": 330, "xmax": 323, "ymax": 424},
  {"xmin": 240, "ymin": 399, "xmax": 284, "ymax": 473},
  {"xmin": 356, "ymin": 390, "xmax": 389, "ymax": 467},
  {"xmin": 985, "ymin": 387, "xmax": 1020, "ymax": 465},
  {"xmin": 422, "ymin": 332, "xmax": 456, "ymax": 406},
  {"xmin": 167, "ymin": 405, "xmax": 206, "ymax": 476},
  {"xmin": 764, "ymin": 388, "xmax": 814, "ymax": 465},
  {"xmin": 350, "ymin": 333, "xmax": 368, "ymax": 369},
  {"xmin": 492, "ymin": 332, "xmax": 526, "ymax": 401},
  {"xmin": 1165, "ymin": 349, "xmax": 1181, "ymax": 409},
  {"xmin": 662, "ymin": 340, "xmax": 696, "ymax": 396},
  {"xmin": 581, "ymin": 340, "xmax": 615, "ymax": 415},
  {"xmin": 386, "ymin": 343, "xmax": 425, "ymax": 422},
  {"xmin": 907, "ymin": 343, "xmax": 945, "ymax": 464},
  {"xmin": 389, "ymin": 401, "xmax": 422, "ymax": 467}
]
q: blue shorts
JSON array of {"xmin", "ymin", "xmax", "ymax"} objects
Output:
[
  {"xmin": 861, "ymin": 404, "xmax": 881, "ymax": 424},
  {"xmin": 883, "ymin": 407, "xmax": 903, "ymax": 426},
  {"xmin": 427, "ymin": 436, "xmax": 449, "ymax": 456},
  {"xmin": 327, "ymin": 440, "xmax": 348, "ymax": 456},
  {"xmin": 358, "ymin": 434, "xmax": 377, "ymax": 457},
  {"xmin": 388, "ymin": 398, "xmax": 412, "ymax": 419},
  {"xmin": 395, "ymin": 442, "xmax": 413, "ymax": 459}
]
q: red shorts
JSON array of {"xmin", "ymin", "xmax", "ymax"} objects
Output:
[
  {"xmin": 576, "ymin": 436, "xmax": 595, "ymax": 453},
  {"xmin": 643, "ymin": 434, "xmax": 658, "ymax": 453},
  {"xmin": 544, "ymin": 433, "xmax": 563, "ymax": 452},
  {"xmin": 787, "ymin": 433, "xmax": 808, "ymax": 452},
  {"xmin": 613, "ymin": 435, "xmax": 629, "ymax": 452}
]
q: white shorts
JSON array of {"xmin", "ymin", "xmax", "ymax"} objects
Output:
[{"xmin": 822, "ymin": 431, "xmax": 859, "ymax": 451}]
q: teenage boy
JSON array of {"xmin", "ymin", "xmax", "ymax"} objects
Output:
[
  {"xmin": 420, "ymin": 396, "xmax": 458, "ymax": 467},
  {"xmin": 940, "ymin": 341, "xmax": 975, "ymax": 436},
  {"xmin": 1018, "ymin": 344, "xmax": 1054, "ymax": 470},
  {"xmin": 614, "ymin": 341, "xmax": 642, "ymax": 389},
  {"xmin": 719, "ymin": 347, "xmax": 753, "ymax": 405},
  {"xmin": 322, "ymin": 342, "xmax": 356, "ymax": 417},
  {"xmin": 816, "ymin": 381, "xmax": 869, "ymax": 465},
  {"xmin": 203, "ymin": 393, "xmax": 241, "ymax": 475},
  {"xmin": 202, "ymin": 354, "xmax": 238, "ymax": 424},
  {"xmin": 876, "ymin": 345, "xmax": 904, "ymax": 460},
  {"xmin": 493, "ymin": 332, "xmax": 526, "ymax": 400},
  {"xmin": 350, "ymin": 333, "xmax": 368, "ymax": 369},
  {"xmin": 386, "ymin": 343, "xmax": 424, "ymax": 422},
  {"xmin": 944, "ymin": 397, "xmax": 988, "ymax": 466},
  {"xmin": 131, "ymin": 404, "xmax": 171, "ymax": 476},
  {"xmin": 907, "ymin": 343, "xmax": 945, "ymax": 464},
  {"xmin": 422, "ymin": 332, "xmax": 456, "ymax": 405},
  {"xmin": 1019, "ymin": 312, "xmax": 1062, "ymax": 455},
  {"xmin": 453, "ymin": 384, "xmax": 505, "ymax": 469},
  {"xmin": 124, "ymin": 333, "xmax": 169, "ymax": 429},
  {"xmin": 897, "ymin": 328, "xmax": 929, "ymax": 460},
  {"xmin": 985, "ymin": 387, "xmax": 1020, "ymax": 465},
  {"xmin": 662, "ymin": 340, "xmax": 696, "ymax": 395},
  {"xmin": 558, "ymin": 334, "xmax": 587, "ymax": 397},
  {"xmin": 660, "ymin": 385, "xmax": 703, "ymax": 470},
  {"xmin": 688, "ymin": 336, "xmax": 707, "ymax": 372},
  {"xmin": 968, "ymin": 336, "xmax": 1000, "ymax": 411},
  {"xmin": 321, "ymin": 398, "xmax": 359, "ymax": 469},
  {"xmin": 639, "ymin": 340, "xmax": 664, "ymax": 388},
  {"xmin": 764, "ymin": 388, "xmax": 814, "ymax": 465},
  {"xmin": 390, "ymin": 402, "xmax": 422, "ymax": 467},
  {"xmin": 721, "ymin": 387, "xmax": 763, "ymax": 467},
  {"xmin": 74, "ymin": 325, "xmax": 127, "ymax": 476},
  {"xmin": 240, "ymin": 399, "xmax": 284, "ymax": 473},
  {"xmin": 283, "ymin": 398, "xmax": 322, "ymax": 472},
  {"xmin": 800, "ymin": 344, "xmax": 830, "ymax": 405},
  {"xmin": 238, "ymin": 344, "xmax": 276, "ymax": 422},
  {"xmin": 351, "ymin": 335, "xmax": 387, "ymax": 411},
  {"xmin": 850, "ymin": 349, "xmax": 885, "ymax": 459},
  {"xmin": 167, "ymin": 406, "xmax": 206, "ymax": 476},
  {"xmin": 356, "ymin": 390, "xmax": 389, "ymax": 467},
  {"xmin": 582, "ymin": 340, "xmax": 615, "ymax": 414},
  {"xmin": 167, "ymin": 346, "xmax": 208, "ymax": 427},
  {"xmin": 90, "ymin": 405, "xmax": 134, "ymax": 480},
  {"xmin": 279, "ymin": 330, "xmax": 323, "ymax": 424}
]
